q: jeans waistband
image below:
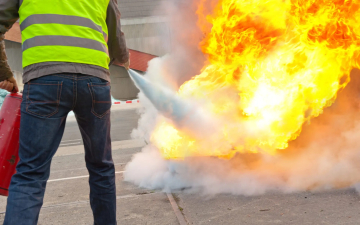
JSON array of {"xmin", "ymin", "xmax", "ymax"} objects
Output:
[{"xmin": 50, "ymin": 73, "xmax": 95, "ymax": 80}]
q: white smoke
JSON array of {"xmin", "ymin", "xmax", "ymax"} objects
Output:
[{"xmin": 124, "ymin": 0, "xmax": 360, "ymax": 195}]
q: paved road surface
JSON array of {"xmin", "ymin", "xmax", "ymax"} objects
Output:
[
  {"xmin": 60, "ymin": 105, "xmax": 141, "ymax": 147},
  {"xmin": 0, "ymin": 104, "xmax": 180, "ymax": 224},
  {"xmin": 1, "ymin": 104, "xmax": 360, "ymax": 224}
]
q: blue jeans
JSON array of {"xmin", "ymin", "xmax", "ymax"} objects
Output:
[{"xmin": 3, "ymin": 74, "xmax": 116, "ymax": 225}]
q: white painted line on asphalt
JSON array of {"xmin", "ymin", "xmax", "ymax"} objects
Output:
[
  {"xmin": 0, "ymin": 191, "xmax": 163, "ymax": 214},
  {"xmin": 55, "ymin": 139, "xmax": 145, "ymax": 157},
  {"xmin": 60, "ymin": 139, "xmax": 82, "ymax": 146},
  {"xmin": 34, "ymin": 192, "xmax": 161, "ymax": 212},
  {"xmin": 59, "ymin": 142, "xmax": 82, "ymax": 147},
  {"xmin": 61, "ymin": 139, "xmax": 82, "ymax": 143},
  {"xmin": 50, "ymin": 163, "xmax": 126, "ymax": 174},
  {"xmin": 47, "ymin": 171, "xmax": 124, "ymax": 183}
]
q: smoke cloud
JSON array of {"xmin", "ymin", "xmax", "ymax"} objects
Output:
[{"xmin": 124, "ymin": 0, "xmax": 360, "ymax": 195}]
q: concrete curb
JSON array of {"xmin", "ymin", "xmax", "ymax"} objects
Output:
[{"xmin": 167, "ymin": 193, "xmax": 188, "ymax": 225}]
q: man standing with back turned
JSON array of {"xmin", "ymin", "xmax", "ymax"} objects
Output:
[{"xmin": 0, "ymin": 0, "xmax": 129, "ymax": 224}]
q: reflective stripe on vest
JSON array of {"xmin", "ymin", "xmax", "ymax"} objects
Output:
[
  {"xmin": 23, "ymin": 36, "xmax": 108, "ymax": 53},
  {"xmin": 20, "ymin": 14, "xmax": 108, "ymax": 41},
  {"xmin": 19, "ymin": 0, "xmax": 110, "ymax": 69}
]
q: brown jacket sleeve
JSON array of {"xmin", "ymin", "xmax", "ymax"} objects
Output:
[
  {"xmin": 0, "ymin": 35, "xmax": 13, "ymax": 81},
  {"xmin": 0, "ymin": 0, "xmax": 20, "ymax": 81},
  {"xmin": 106, "ymin": 0, "xmax": 129, "ymax": 65}
]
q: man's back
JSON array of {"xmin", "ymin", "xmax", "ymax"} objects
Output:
[
  {"xmin": 0, "ymin": 1, "xmax": 129, "ymax": 224},
  {"xmin": 0, "ymin": 0, "xmax": 129, "ymax": 84},
  {"xmin": 20, "ymin": 0, "xmax": 110, "ymax": 70}
]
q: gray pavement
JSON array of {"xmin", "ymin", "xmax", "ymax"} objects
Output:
[
  {"xmin": 1, "ymin": 104, "xmax": 360, "ymax": 224},
  {"xmin": 2, "ymin": 145, "xmax": 178, "ymax": 225},
  {"xmin": 176, "ymin": 190, "xmax": 360, "ymax": 224},
  {"xmin": 0, "ymin": 105, "xmax": 179, "ymax": 225},
  {"xmin": 61, "ymin": 104, "xmax": 141, "ymax": 147}
]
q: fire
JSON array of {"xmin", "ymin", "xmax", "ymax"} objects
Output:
[{"xmin": 151, "ymin": 0, "xmax": 360, "ymax": 159}]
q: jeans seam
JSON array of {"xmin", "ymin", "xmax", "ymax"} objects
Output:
[
  {"xmin": 88, "ymin": 83, "xmax": 111, "ymax": 119},
  {"xmin": 29, "ymin": 100, "xmax": 58, "ymax": 103},
  {"xmin": 26, "ymin": 105, "xmax": 60, "ymax": 118},
  {"xmin": 53, "ymin": 75, "xmax": 74, "ymax": 79},
  {"xmin": 26, "ymin": 82, "xmax": 63, "ymax": 118},
  {"xmin": 76, "ymin": 77, "xmax": 90, "ymax": 80},
  {"xmin": 75, "ymin": 79, "xmax": 78, "ymax": 109},
  {"xmin": 53, "ymin": 75, "xmax": 90, "ymax": 80},
  {"xmin": 26, "ymin": 83, "xmax": 30, "ymax": 113},
  {"xmin": 91, "ymin": 84, "xmax": 110, "ymax": 87},
  {"xmin": 92, "ymin": 108, "xmax": 111, "ymax": 118},
  {"xmin": 71, "ymin": 79, "xmax": 76, "ymax": 110},
  {"xmin": 28, "ymin": 83, "xmax": 60, "ymax": 85}
]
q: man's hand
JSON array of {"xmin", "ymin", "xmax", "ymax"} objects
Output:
[
  {"xmin": 0, "ymin": 77, "xmax": 19, "ymax": 93},
  {"xmin": 123, "ymin": 59, "xmax": 130, "ymax": 70}
]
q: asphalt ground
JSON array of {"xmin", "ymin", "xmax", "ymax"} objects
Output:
[
  {"xmin": 0, "ymin": 105, "xmax": 179, "ymax": 224},
  {"xmin": 1, "ymin": 104, "xmax": 360, "ymax": 224},
  {"xmin": 60, "ymin": 104, "xmax": 141, "ymax": 147}
]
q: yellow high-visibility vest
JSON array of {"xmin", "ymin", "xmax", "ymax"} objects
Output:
[{"xmin": 19, "ymin": 0, "xmax": 110, "ymax": 69}]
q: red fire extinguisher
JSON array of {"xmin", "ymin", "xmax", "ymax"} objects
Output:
[{"xmin": 0, "ymin": 93, "xmax": 22, "ymax": 196}]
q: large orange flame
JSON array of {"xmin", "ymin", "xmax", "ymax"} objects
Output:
[{"xmin": 151, "ymin": 0, "xmax": 360, "ymax": 159}]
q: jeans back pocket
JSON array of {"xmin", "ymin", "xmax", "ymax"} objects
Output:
[
  {"xmin": 26, "ymin": 81, "xmax": 63, "ymax": 118},
  {"xmin": 88, "ymin": 82, "xmax": 112, "ymax": 118}
]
